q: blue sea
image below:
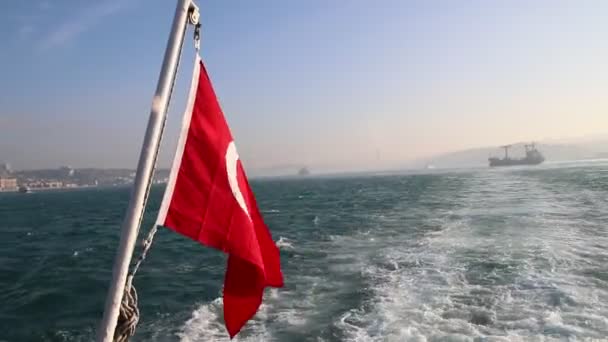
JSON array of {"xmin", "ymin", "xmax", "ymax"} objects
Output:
[{"xmin": 2, "ymin": 161, "xmax": 608, "ymax": 341}]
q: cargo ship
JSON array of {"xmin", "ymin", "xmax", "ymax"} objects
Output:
[{"xmin": 489, "ymin": 143, "xmax": 545, "ymax": 167}]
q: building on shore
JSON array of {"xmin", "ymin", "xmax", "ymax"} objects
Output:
[
  {"xmin": 26, "ymin": 180, "xmax": 63, "ymax": 189},
  {"xmin": 0, "ymin": 175, "xmax": 18, "ymax": 191}
]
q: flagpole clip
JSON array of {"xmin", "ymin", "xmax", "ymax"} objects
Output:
[
  {"xmin": 188, "ymin": 3, "xmax": 201, "ymax": 51},
  {"xmin": 188, "ymin": 4, "xmax": 200, "ymax": 25}
]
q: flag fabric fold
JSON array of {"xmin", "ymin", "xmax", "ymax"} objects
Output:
[{"xmin": 156, "ymin": 54, "xmax": 283, "ymax": 338}]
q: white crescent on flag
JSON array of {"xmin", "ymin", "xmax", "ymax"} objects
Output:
[{"xmin": 225, "ymin": 141, "xmax": 250, "ymax": 219}]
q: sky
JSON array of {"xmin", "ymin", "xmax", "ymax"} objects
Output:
[{"xmin": 1, "ymin": 0, "xmax": 608, "ymax": 174}]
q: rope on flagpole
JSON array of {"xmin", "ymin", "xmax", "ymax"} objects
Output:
[
  {"xmin": 111, "ymin": 5, "xmax": 201, "ymax": 342},
  {"xmin": 114, "ymin": 276, "xmax": 139, "ymax": 342},
  {"xmin": 113, "ymin": 225, "xmax": 156, "ymax": 342},
  {"xmin": 113, "ymin": 223, "xmax": 157, "ymax": 342}
]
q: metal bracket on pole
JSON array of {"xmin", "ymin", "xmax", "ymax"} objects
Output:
[{"xmin": 96, "ymin": 1, "xmax": 197, "ymax": 341}]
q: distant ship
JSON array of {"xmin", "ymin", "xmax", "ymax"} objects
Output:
[
  {"xmin": 18, "ymin": 186, "xmax": 31, "ymax": 193},
  {"xmin": 489, "ymin": 143, "xmax": 545, "ymax": 167},
  {"xmin": 298, "ymin": 167, "xmax": 310, "ymax": 176}
]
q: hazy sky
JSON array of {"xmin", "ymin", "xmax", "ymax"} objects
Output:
[{"xmin": 1, "ymin": 0, "xmax": 607, "ymax": 173}]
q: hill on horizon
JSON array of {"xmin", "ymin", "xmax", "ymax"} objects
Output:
[{"xmin": 418, "ymin": 138, "xmax": 608, "ymax": 169}]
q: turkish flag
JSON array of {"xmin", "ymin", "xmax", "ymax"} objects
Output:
[{"xmin": 156, "ymin": 55, "xmax": 283, "ymax": 338}]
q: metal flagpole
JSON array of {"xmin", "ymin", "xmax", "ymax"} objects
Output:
[{"xmin": 96, "ymin": 0, "xmax": 198, "ymax": 341}]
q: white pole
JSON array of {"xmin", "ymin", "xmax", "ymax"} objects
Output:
[{"xmin": 96, "ymin": 0, "xmax": 195, "ymax": 340}]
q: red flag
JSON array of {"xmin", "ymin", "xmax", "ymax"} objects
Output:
[{"xmin": 156, "ymin": 55, "xmax": 284, "ymax": 338}]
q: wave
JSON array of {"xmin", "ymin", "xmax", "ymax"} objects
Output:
[
  {"xmin": 178, "ymin": 297, "xmax": 271, "ymax": 342},
  {"xmin": 263, "ymin": 209, "xmax": 281, "ymax": 213},
  {"xmin": 275, "ymin": 236, "xmax": 294, "ymax": 250},
  {"xmin": 177, "ymin": 288, "xmax": 311, "ymax": 342}
]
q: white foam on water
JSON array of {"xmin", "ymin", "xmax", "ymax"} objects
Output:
[
  {"xmin": 178, "ymin": 297, "xmax": 271, "ymax": 342},
  {"xmin": 275, "ymin": 236, "xmax": 294, "ymax": 250},
  {"xmin": 332, "ymin": 172, "xmax": 608, "ymax": 341},
  {"xmin": 175, "ymin": 263, "xmax": 196, "ymax": 273},
  {"xmin": 178, "ymin": 282, "xmax": 316, "ymax": 341},
  {"xmin": 263, "ymin": 209, "xmax": 281, "ymax": 213}
]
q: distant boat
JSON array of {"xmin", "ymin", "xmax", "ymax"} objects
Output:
[
  {"xmin": 18, "ymin": 186, "xmax": 31, "ymax": 193},
  {"xmin": 298, "ymin": 167, "xmax": 310, "ymax": 176},
  {"xmin": 425, "ymin": 164, "xmax": 436, "ymax": 169},
  {"xmin": 489, "ymin": 143, "xmax": 545, "ymax": 167}
]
